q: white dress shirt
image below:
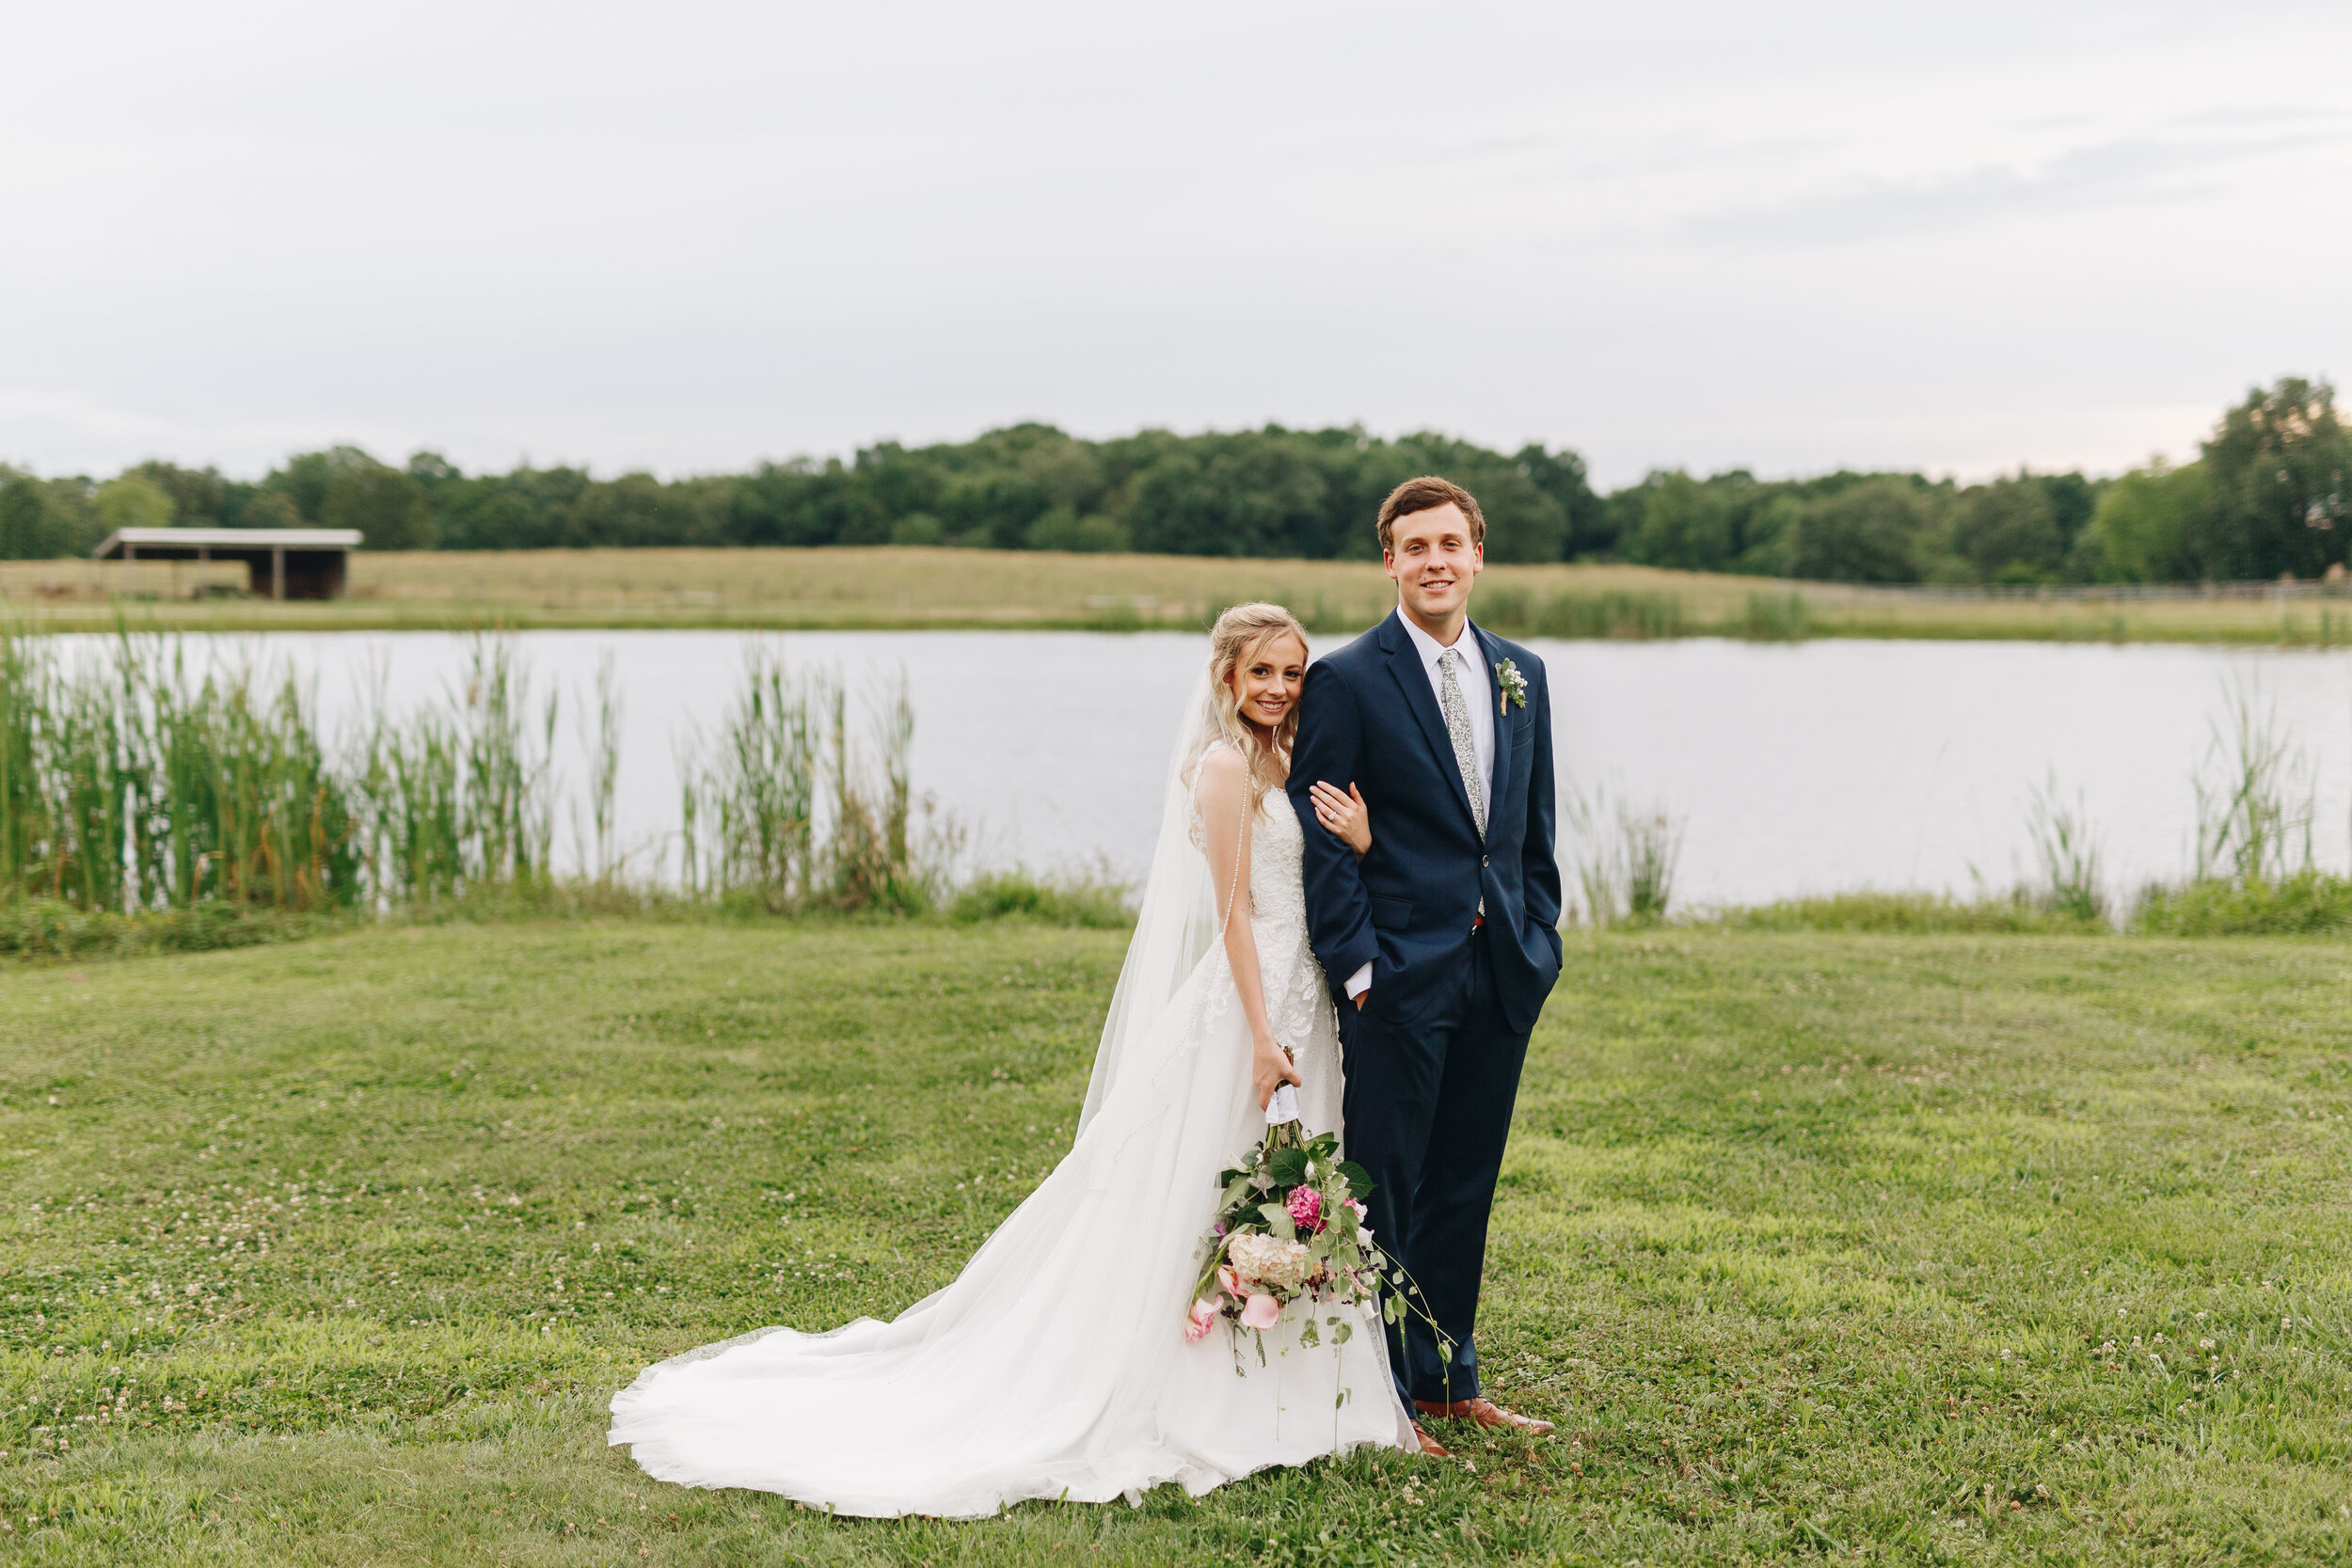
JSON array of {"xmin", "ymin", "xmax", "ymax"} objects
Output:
[
  {"xmin": 1398, "ymin": 611, "xmax": 1495, "ymax": 822},
  {"xmin": 1344, "ymin": 613, "xmax": 1494, "ymax": 1002}
]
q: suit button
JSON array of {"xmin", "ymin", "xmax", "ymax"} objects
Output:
[{"xmin": 1480, "ymin": 855, "xmax": 1488, "ymax": 867}]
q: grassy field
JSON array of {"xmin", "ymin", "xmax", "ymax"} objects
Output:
[
  {"xmin": 8, "ymin": 547, "xmax": 2352, "ymax": 643},
  {"xmin": 8, "ymin": 918, "xmax": 2352, "ymax": 1563}
]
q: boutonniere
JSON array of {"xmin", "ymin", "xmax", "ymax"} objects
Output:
[{"xmin": 1494, "ymin": 658, "xmax": 1528, "ymax": 713}]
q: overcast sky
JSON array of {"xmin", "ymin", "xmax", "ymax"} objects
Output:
[{"xmin": 4, "ymin": 1, "xmax": 2347, "ymax": 489}]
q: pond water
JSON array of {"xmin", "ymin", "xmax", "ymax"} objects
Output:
[{"xmin": 72, "ymin": 629, "xmax": 2352, "ymax": 911}]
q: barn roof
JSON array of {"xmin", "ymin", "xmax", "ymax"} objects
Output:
[{"xmin": 92, "ymin": 528, "xmax": 365, "ymax": 558}]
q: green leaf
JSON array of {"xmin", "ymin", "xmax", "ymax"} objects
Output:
[
  {"xmin": 1332, "ymin": 1319, "xmax": 1354, "ymax": 1344},
  {"xmin": 1334, "ymin": 1161, "xmax": 1375, "ymax": 1196},
  {"xmin": 1267, "ymin": 1148, "xmax": 1310, "ymax": 1186}
]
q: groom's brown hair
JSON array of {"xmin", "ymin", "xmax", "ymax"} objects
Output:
[{"xmin": 1376, "ymin": 475, "xmax": 1486, "ymax": 554}]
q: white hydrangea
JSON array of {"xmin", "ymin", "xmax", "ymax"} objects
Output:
[{"xmin": 1227, "ymin": 1232, "xmax": 1314, "ymax": 1291}]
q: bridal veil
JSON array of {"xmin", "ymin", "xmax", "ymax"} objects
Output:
[{"xmin": 1075, "ymin": 668, "xmax": 1222, "ymax": 1132}]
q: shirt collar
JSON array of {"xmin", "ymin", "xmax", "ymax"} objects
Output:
[{"xmin": 1398, "ymin": 610, "xmax": 1480, "ymax": 673}]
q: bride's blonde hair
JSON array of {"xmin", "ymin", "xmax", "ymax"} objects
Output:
[{"xmin": 1191, "ymin": 602, "xmax": 1309, "ymax": 803}]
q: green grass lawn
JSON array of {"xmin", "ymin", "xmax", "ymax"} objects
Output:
[{"xmin": 6, "ymin": 920, "xmax": 2352, "ymax": 1564}]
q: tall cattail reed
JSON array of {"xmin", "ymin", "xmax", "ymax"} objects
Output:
[
  {"xmin": 0, "ymin": 627, "xmax": 554, "ymax": 913},
  {"xmin": 680, "ymin": 646, "xmax": 820, "ymax": 911},
  {"xmin": 0, "ymin": 625, "xmax": 953, "ymax": 921},
  {"xmin": 2192, "ymin": 676, "xmax": 2314, "ymax": 887},
  {"xmin": 679, "ymin": 650, "xmax": 937, "ymax": 914},
  {"xmin": 577, "ymin": 651, "xmax": 623, "ymax": 886},
  {"xmin": 0, "ymin": 630, "xmax": 356, "ymax": 911},
  {"xmin": 0, "ymin": 634, "xmax": 40, "ymax": 894},
  {"xmin": 151, "ymin": 661, "xmax": 358, "ymax": 908},
  {"xmin": 347, "ymin": 635, "xmax": 558, "ymax": 903},
  {"xmin": 1563, "ymin": 784, "xmax": 1684, "ymax": 927},
  {"xmin": 824, "ymin": 672, "xmax": 928, "ymax": 913},
  {"xmin": 2026, "ymin": 773, "xmax": 2106, "ymax": 924}
]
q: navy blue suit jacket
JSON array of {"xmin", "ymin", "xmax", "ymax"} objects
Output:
[{"xmin": 1287, "ymin": 610, "xmax": 1563, "ymax": 1036}]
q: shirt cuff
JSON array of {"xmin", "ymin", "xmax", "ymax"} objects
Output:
[{"xmin": 1343, "ymin": 961, "xmax": 1373, "ymax": 1000}]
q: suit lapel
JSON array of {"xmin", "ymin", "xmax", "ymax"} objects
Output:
[
  {"xmin": 1379, "ymin": 610, "xmax": 1481, "ymax": 836},
  {"xmin": 1472, "ymin": 621, "xmax": 1515, "ymax": 821}
]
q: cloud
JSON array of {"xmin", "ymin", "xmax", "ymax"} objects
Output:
[
  {"xmin": 2, "ymin": 2, "xmax": 2348, "ymax": 483},
  {"xmin": 1692, "ymin": 126, "xmax": 2345, "ymax": 245},
  {"xmin": 0, "ymin": 388, "xmax": 415, "ymax": 480}
]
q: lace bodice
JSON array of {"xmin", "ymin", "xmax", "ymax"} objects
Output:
[
  {"xmin": 1243, "ymin": 795, "xmax": 1329, "ymax": 1054},
  {"xmin": 1187, "ymin": 755, "xmax": 1327, "ymax": 1058}
]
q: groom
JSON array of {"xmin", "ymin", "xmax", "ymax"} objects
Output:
[{"xmin": 1288, "ymin": 476, "xmax": 1563, "ymax": 1455}]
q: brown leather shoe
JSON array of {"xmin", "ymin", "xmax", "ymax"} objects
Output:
[
  {"xmin": 1409, "ymin": 1420, "xmax": 1451, "ymax": 1458},
  {"xmin": 1413, "ymin": 1396, "xmax": 1555, "ymax": 1436}
]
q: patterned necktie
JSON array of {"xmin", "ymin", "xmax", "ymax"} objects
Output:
[{"xmin": 1438, "ymin": 647, "xmax": 1486, "ymax": 841}]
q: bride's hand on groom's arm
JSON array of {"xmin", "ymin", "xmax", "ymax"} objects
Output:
[
  {"xmin": 1252, "ymin": 1037, "xmax": 1305, "ymax": 1110},
  {"xmin": 1308, "ymin": 780, "xmax": 1371, "ymax": 859}
]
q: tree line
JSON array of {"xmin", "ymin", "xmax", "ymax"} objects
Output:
[{"xmin": 2, "ymin": 378, "xmax": 2343, "ymax": 584}]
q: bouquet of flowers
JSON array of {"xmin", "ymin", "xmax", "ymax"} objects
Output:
[{"xmin": 1184, "ymin": 1085, "xmax": 1446, "ymax": 1361}]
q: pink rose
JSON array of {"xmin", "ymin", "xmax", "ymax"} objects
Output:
[
  {"xmin": 1286, "ymin": 1186, "xmax": 1324, "ymax": 1233},
  {"xmin": 1217, "ymin": 1263, "xmax": 1245, "ymax": 1298},
  {"xmin": 1184, "ymin": 1295, "xmax": 1221, "ymax": 1341},
  {"xmin": 1348, "ymin": 1199, "xmax": 1368, "ymax": 1222},
  {"xmin": 1241, "ymin": 1293, "xmax": 1281, "ymax": 1331}
]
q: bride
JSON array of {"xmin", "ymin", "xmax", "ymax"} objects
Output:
[{"xmin": 609, "ymin": 603, "xmax": 1418, "ymax": 1517}]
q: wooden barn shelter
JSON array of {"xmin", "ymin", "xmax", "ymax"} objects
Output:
[{"xmin": 91, "ymin": 528, "xmax": 363, "ymax": 600}]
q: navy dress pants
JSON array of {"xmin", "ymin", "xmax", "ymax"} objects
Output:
[{"xmin": 1335, "ymin": 927, "xmax": 1534, "ymax": 1409}]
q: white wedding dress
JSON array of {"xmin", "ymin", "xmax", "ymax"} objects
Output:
[{"xmin": 609, "ymin": 734, "xmax": 1415, "ymax": 1517}]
